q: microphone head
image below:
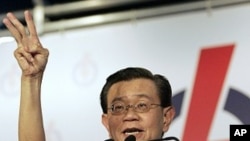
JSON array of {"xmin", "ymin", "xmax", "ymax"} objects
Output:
[
  {"xmin": 125, "ymin": 135, "xmax": 136, "ymax": 141},
  {"xmin": 104, "ymin": 139, "xmax": 114, "ymax": 141}
]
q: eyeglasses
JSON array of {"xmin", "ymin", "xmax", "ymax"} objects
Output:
[{"xmin": 107, "ymin": 101, "xmax": 162, "ymax": 115}]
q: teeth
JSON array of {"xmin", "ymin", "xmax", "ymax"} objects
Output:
[{"xmin": 125, "ymin": 131, "xmax": 139, "ymax": 135}]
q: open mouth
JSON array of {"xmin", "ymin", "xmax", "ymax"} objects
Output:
[{"xmin": 123, "ymin": 128, "xmax": 144, "ymax": 136}]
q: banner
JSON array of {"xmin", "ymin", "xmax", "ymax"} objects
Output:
[{"xmin": 0, "ymin": 3, "xmax": 250, "ymax": 141}]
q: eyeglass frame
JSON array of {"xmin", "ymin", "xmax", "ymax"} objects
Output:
[{"xmin": 107, "ymin": 100, "xmax": 164, "ymax": 115}]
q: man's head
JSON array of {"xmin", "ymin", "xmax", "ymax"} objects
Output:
[{"xmin": 100, "ymin": 67, "xmax": 175, "ymax": 141}]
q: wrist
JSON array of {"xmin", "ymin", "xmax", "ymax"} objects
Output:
[
  {"xmin": 21, "ymin": 73, "xmax": 44, "ymax": 93},
  {"xmin": 21, "ymin": 73, "xmax": 43, "ymax": 81}
]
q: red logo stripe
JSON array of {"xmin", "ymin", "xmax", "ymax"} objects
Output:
[{"xmin": 182, "ymin": 45, "xmax": 235, "ymax": 141}]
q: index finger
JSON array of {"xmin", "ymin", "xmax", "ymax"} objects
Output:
[{"xmin": 24, "ymin": 10, "xmax": 38, "ymax": 38}]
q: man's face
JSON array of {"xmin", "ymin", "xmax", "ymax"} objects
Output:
[{"xmin": 102, "ymin": 78, "xmax": 175, "ymax": 141}]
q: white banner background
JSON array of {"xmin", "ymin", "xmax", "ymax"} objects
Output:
[{"xmin": 1, "ymin": 3, "xmax": 250, "ymax": 141}]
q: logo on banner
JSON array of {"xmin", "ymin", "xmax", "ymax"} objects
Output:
[
  {"xmin": 172, "ymin": 44, "xmax": 250, "ymax": 141},
  {"xmin": 72, "ymin": 53, "xmax": 97, "ymax": 86}
]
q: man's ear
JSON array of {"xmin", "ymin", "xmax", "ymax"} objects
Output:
[
  {"xmin": 163, "ymin": 106, "xmax": 175, "ymax": 132},
  {"xmin": 102, "ymin": 114, "xmax": 110, "ymax": 134}
]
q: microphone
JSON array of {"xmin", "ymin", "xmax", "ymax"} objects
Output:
[
  {"xmin": 104, "ymin": 139, "xmax": 114, "ymax": 141},
  {"xmin": 104, "ymin": 135, "xmax": 136, "ymax": 141},
  {"xmin": 104, "ymin": 135, "xmax": 179, "ymax": 141},
  {"xmin": 149, "ymin": 136, "xmax": 179, "ymax": 141},
  {"xmin": 125, "ymin": 135, "xmax": 136, "ymax": 141}
]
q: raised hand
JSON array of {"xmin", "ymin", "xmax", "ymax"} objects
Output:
[
  {"xmin": 3, "ymin": 10, "xmax": 49, "ymax": 77},
  {"xmin": 2, "ymin": 10, "xmax": 48, "ymax": 141}
]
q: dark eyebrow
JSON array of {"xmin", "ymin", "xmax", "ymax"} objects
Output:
[{"xmin": 111, "ymin": 94, "xmax": 152, "ymax": 103}]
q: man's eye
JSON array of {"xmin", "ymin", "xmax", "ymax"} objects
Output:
[
  {"xmin": 113, "ymin": 105, "xmax": 124, "ymax": 111},
  {"xmin": 137, "ymin": 103, "xmax": 148, "ymax": 109}
]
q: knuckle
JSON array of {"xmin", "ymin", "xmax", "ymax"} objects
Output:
[
  {"xmin": 43, "ymin": 48, "xmax": 50, "ymax": 56},
  {"xmin": 13, "ymin": 48, "xmax": 22, "ymax": 58}
]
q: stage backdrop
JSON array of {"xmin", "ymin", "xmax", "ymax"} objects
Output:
[{"xmin": 1, "ymin": 3, "xmax": 250, "ymax": 141}]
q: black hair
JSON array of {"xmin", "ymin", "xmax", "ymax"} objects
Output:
[{"xmin": 100, "ymin": 67, "xmax": 172, "ymax": 113}]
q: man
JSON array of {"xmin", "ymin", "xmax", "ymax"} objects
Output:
[
  {"xmin": 3, "ymin": 11, "xmax": 176, "ymax": 141},
  {"xmin": 100, "ymin": 67, "xmax": 176, "ymax": 141}
]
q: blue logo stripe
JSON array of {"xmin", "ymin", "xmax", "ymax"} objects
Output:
[
  {"xmin": 224, "ymin": 88, "xmax": 250, "ymax": 124},
  {"xmin": 172, "ymin": 90, "xmax": 185, "ymax": 120}
]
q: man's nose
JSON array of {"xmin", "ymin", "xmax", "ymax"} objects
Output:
[{"xmin": 123, "ymin": 105, "xmax": 139, "ymax": 121}]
